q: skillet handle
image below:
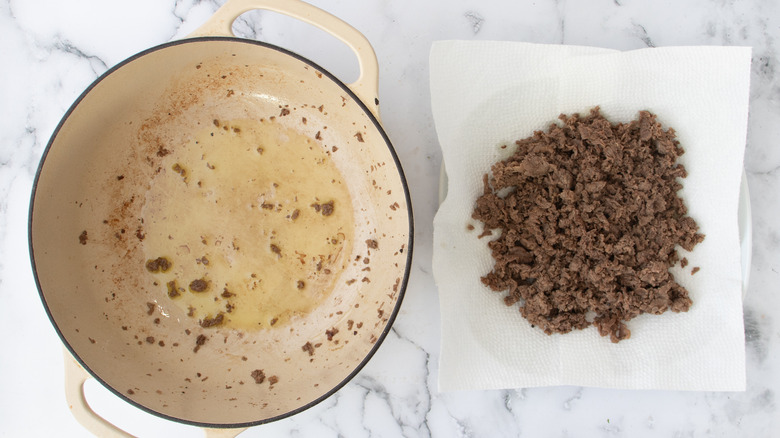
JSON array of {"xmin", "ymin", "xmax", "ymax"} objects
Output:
[
  {"xmin": 189, "ymin": 0, "xmax": 381, "ymax": 120},
  {"xmin": 64, "ymin": 349, "xmax": 135, "ymax": 438},
  {"xmin": 65, "ymin": 349, "xmax": 248, "ymax": 437}
]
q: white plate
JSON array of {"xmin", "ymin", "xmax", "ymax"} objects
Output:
[{"xmin": 438, "ymin": 166, "xmax": 752, "ymax": 297}]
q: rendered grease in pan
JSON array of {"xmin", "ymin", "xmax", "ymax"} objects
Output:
[{"xmin": 141, "ymin": 118, "xmax": 355, "ymax": 331}]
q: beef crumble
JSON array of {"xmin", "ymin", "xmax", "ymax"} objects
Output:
[
  {"xmin": 473, "ymin": 108, "xmax": 704, "ymax": 343},
  {"xmin": 189, "ymin": 278, "xmax": 208, "ymax": 292},
  {"xmin": 199, "ymin": 313, "xmax": 225, "ymax": 328},
  {"xmin": 145, "ymin": 257, "xmax": 171, "ymax": 273},
  {"xmin": 193, "ymin": 334, "xmax": 207, "ymax": 353},
  {"xmin": 311, "ymin": 200, "xmax": 335, "ymax": 216},
  {"xmin": 251, "ymin": 369, "xmax": 266, "ymax": 384}
]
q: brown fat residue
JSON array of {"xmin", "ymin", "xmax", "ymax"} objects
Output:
[{"xmin": 79, "ymin": 230, "xmax": 88, "ymax": 245}]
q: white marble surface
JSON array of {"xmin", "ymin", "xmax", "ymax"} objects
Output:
[{"xmin": 0, "ymin": 0, "xmax": 778, "ymax": 436}]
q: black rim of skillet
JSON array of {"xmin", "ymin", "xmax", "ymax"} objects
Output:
[{"xmin": 27, "ymin": 36, "xmax": 414, "ymax": 430}]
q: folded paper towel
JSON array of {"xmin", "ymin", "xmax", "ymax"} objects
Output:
[{"xmin": 431, "ymin": 41, "xmax": 751, "ymax": 392}]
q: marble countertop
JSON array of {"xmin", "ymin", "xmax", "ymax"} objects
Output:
[{"xmin": 1, "ymin": 0, "xmax": 778, "ymax": 436}]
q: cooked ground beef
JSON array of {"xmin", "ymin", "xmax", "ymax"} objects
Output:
[
  {"xmin": 251, "ymin": 369, "xmax": 266, "ymax": 384},
  {"xmin": 167, "ymin": 280, "xmax": 181, "ymax": 298},
  {"xmin": 193, "ymin": 334, "xmax": 207, "ymax": 353},
  {"xmin": 189, "ymin": 278, "xmax": 208, "ymax": 292},
  {"xmin": 311, "ymin": 200, "xmax": 335, "ymax": 216},
  {"xmin": 473, "ymin": 108, "xmax": 704, "ymax": 343},
  {"xmin": 200, "ymin": 313, "xmax": 224, "ymax": 328},
  {"xmin": 145, "ymin": 257, "xmax": 171, "ymax": 273},
  {"xmin": 321, "ymin": 200, "xmax": 334, "ymax": 216}
]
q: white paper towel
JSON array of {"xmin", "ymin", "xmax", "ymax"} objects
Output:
[{"xmin": 431, "ymin": 41, "xmax": 751, "ymax": 392}]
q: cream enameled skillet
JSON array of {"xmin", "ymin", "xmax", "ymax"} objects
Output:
[{"xmin": 29, "ymin": 0, "xmax": 412, "ymax": 435}]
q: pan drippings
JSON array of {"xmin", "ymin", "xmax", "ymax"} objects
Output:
[{"xmin": 141, "ymin": 118, "xmax": 354, "ymax": 330}]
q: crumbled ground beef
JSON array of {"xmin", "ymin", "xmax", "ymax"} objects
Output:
[
  {"xmin": 321, "ymin": 200, "xmax": 334, "ymax": 216},
  {"xmin": 251, "ymin": 369, "xmax": 265, "ymax": 384},
  {"xmin": 145, "ymin": 257, "xmax": 171, "ymax": 273},
  {"xmin": 200, "ymin": 313, "xmax": 224, "ymax": 328},
  {"xmin": 189, "ymin": 278, "xmax": 208, "ymax": 292},
  {"xmin": 311, "ymin": 200, "xmax": 335, "ymax": 216},
  {"xmin": 193, "ymin": 334, "xmax": 207, "ymax": 353},
  {"xmin": 167, "ymin": 280, "xmax": 181, "ymax": 298},
  {"xmin": 473, "ymin": 108, "xmax": 704, "ymax": 343}
]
